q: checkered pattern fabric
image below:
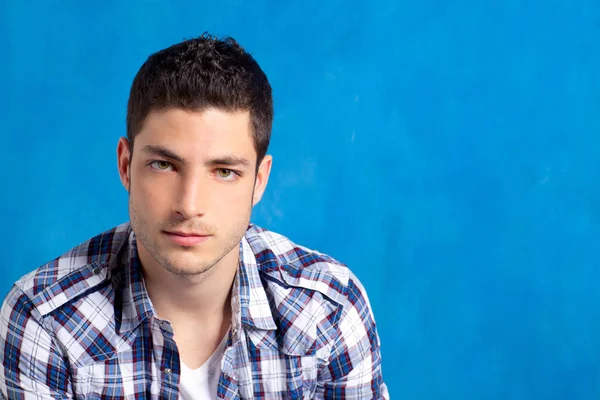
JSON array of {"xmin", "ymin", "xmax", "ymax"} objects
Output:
[{"xmin": 1, "ymin": 222, "xmax": 388, "ymax": 399}]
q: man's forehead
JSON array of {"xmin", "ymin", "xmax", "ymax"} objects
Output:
[
  {"xmin": 135, "ymin": 108, "xmax": 253, "ymax": 149},
  {"xmin": 141, "ymin": 107, "xmax": 250, "ymax": 131},
  {"xmin": 135, "ymin": 108, "xmax": 256, "ymax": 159}
]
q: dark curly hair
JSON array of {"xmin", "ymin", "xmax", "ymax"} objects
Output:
[{"xmin": 126, "ymin": 33, "xmax": 273, "ymax": 166}]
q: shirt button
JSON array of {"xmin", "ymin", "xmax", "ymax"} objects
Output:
[
  {"xmin": 164, "ymin": 368, "xmax": 172, "ymax": 375},
  {"xmin": 159, "ymin": 321, "xmax": 171, "ymax": 332}
]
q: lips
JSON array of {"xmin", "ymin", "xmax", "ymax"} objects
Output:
[
  {"xmin": 163, "ymin": 231, "xmax": 211, "ymax": 246},
  {"xmin": 165, "ymin": 231, "xmax": 209, "ymax": 237}
]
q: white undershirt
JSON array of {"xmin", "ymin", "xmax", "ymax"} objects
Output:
[{"xmin": 178, "ymin": 331, "xmax": 229, "ymax": 400}]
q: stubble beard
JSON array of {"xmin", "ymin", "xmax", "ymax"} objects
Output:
[{"xmin": 128, "ymin": 191, "xmax": 253, "ymax": 279}]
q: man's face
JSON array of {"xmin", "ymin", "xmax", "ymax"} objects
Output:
[{"xmin": 117, "ymin": 108, "xmax": 271, "ymax": 277}]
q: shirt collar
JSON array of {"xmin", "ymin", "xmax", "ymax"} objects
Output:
[
  {"xmin": 234, "ymin": 234, "xmax": 277, "ymax": 331},
  {"xmin": 117, "ymin": 224, "xmax": 278, "ymax": 335},
  {"xmin": 116, "ymin": 229, "xmax": 155, "ymax": 335}
]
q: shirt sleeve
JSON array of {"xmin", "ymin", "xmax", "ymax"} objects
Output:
[
  {"xmin": 315, "ymin": 274, "xmax": 390, "ymax": 399},
  {"xmin": 0, "ymin": 285, "xmax": 73, "ymax": 399}
]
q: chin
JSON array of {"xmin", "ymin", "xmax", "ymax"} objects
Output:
[{"xmin": 160, "ymin": 251, "xmax": 213, "ymax": 272}]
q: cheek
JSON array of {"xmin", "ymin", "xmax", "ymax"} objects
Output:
[
  {"xmin": 225, "ymin": 180, "xmax": 255, "ymax": 202},
  {"xmin": 210, "ymin": 182, "xmax": 254, "ymax": 211},
  {"xmin": 131, "ymin": 176, "xmax": 172, "ymax": 215}
]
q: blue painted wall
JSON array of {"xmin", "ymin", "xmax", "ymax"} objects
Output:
[{"xmin": 1, "ymin": 1, "xmax": 599, "ymax": 398}]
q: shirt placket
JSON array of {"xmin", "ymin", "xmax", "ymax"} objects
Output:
[{"xmin": 156, "ymin": 319, "xmax": 181, "ymax": 400}]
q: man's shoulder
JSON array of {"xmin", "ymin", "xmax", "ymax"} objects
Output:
[
  {"xmin": 243, "ymin": 225, "xmax": 375, "ymax": 358},
  {"xmin": 245, "ymin": 224, "xmax": 353, "ymax": 304},
  {"xmin": 6, "ymin": 222, "xmax": 131, "ymax": 317}
]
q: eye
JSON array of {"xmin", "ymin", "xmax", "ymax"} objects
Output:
[
  {"xmin": 216, "ymin": 169, "xmax": 238, "ymax": 182},
  {"xmin": 150, "ymin": 161, "xmax": 173, "ymax": 171}
]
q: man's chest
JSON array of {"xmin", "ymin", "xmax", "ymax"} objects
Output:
[{"xmin": 67, "ymin": 326, "xmax": 320, "ymax": 399}]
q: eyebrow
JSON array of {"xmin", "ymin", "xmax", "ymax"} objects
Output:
[
  {"xmin": 142, "ymin": 145, "xmax": 186, "ymax": 164},
  {"xmin": 142, "ymin": 145, "xmax": 251, "ymax": 168},
  {"xmin": 206, "ymin": 156, "xmax": 251, "ymax": 168}
]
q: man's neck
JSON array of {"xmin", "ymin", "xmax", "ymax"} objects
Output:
[
  {"xmin": 140, "ymin": 246, "xmax": 239, "ymax": 324},
  {"xmin": 138, "ymin": 244, "xmax": 239, "ymax": 370}
]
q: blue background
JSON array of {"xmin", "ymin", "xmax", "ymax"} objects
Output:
[{"xmin": 1, "ymin": 1, "xmax": 600, "ymax": 398}]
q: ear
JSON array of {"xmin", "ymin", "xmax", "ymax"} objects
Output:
[
  {"xmin": 117, "ymin": 137, "xmax": 132, "ymax": 192},
  {"xmin": 252, "ymin": 155, "xmax": 272, "ymax": 206}
]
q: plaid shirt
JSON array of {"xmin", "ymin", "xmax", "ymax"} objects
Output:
[{"xmin": 1, "ymin": 222, "xmax": 388, "ymax": 399}]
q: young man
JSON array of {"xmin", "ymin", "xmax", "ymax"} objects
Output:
[{"xmin": 0, "ymin": 35, "xmax": 388, "ymax": 399}]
